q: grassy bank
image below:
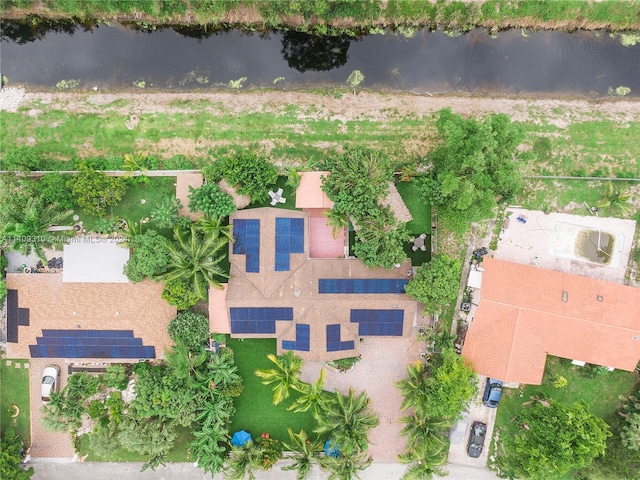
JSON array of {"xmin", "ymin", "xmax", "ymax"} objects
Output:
[
  {"xmin": 2, "ymin": 1, "xmax": 640, "ymax": 32},
  {"xmin": 0, "ymin": 358, "xmax": 31, "ymax": 443}
]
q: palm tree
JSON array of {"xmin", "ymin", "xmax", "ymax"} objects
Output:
[
  {"xmin": 192, "ymin": 421, "xmax": 229, "ymax": 475},
  {"xmin": 196, "ymin": 350, "xmax": 242, "ymax": 397},
  {"xmin": 322, "ymin": 208, "xmax": 349, "ymax": 239},
  {"xmin": 223, "ymin": 443, "xmax": 265, "ymax": 480},
  {"xmin": 313, "ymin": 389, "xmax": 380, "ymax": 456},
  {"xmin": 157, "ymin": 225, "xmax": 230, "ymax": 299},
  {"xmin": 399, "ymin": 415, "xmax": 448, "ymax": 453},
  {"xmin": 165, "ymin": 341, "xmax": 208, "ymax": 387},
  {"xmin": 318, "ymin": 449, "xmax": 372, "ymax": 480},
  {"xmin": 396, "ymin": 361, "xmax": 433, "ymax": 418},
  {"xmin": 282, "ymin": 429, "xmax": 323, "ymax": 480},
  {"xmin": 2, "ymin": 196, "xmax": 72, "ymax": 261},
  {"xmin": 398, "ymin": 438, "xmax": 448, "ymax": 480},
  {"xmin": 255, "ymin": 351, "xmax": 303, "ymax": 406},
  {"xmin": 288, "ymin": 368, "xmax": 327, "ymax": 414},
  {"xmin": 596, "ymin": 182, "xmax": 632, "ymax": 215},
  {"xmin": 196, "ymin": 215, "xmax": 233, "ymax": 242}
]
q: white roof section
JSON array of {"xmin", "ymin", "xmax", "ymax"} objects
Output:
[
  {"xmin": 63, "ymin": 241, "xmax": 130, "ymax": 283},
  {"xmin": 467, "ymin": 269, "xmax": 483, "ymax": 289}
]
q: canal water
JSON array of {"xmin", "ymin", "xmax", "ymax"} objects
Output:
[{"xmin": 1, "ymin": 21, "xmax": 638, "ymax": 96}]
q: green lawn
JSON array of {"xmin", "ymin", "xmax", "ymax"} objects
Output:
[
  {"xmin": 74, "ymin": 176, "xmax": 176, "ymax": 232},
  {"xmin": 396, "ymin": 180, "xmax": 431, "ymax": 233},
  {"xmin": 0, "ymin": 358, "xmax": 31, "ymax": 443},
  {"xmin": 247, "ymin": 175, "xmax": 298, "ymax": 211},
  {"xmin": 79, "ymin": 424, "xmax": 193, "ymax": 462},
  {"xmin": 494, "ymin": 355, "xmax": 639, "ymax": 479},
  {"xmin": 227, "ymin": 338, "xmax": 318, "ymax": 443}
]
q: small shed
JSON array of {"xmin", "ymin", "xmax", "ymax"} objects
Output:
[{"xmin": 62, "ymin": 242, "xmax": 130, "ymax": 283}]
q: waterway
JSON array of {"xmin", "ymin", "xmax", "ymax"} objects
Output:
[{"xmin": 1, "ymin": 21, "xmax": 638, "ymax": 96}]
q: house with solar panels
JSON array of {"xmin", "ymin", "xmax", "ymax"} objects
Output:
[
  {"xmin": 5, "ymin": 241, "xmax": 176, "ymax": 363},
  {"xmin": 211, "ymin": 197, "xmax": 418, "ymax": 361}
]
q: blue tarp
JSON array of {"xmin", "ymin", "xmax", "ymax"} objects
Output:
[
  {"xmin": 231, "ymin": 430, "xmax": 252, "ymax": 447},
  {"xmin": 324, "ymin": 439, "xmax": 339, "ymax": 458}
]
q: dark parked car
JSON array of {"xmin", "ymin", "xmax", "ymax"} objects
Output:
[
  {"xmin": 473, "ymin": 247, "xmax": 488, "ymax": 259},
  {"xmin": 483, "ymin": 378, "xmax": 503, "ymax": 408},
  {"xmin": 467, "ymin": 421, "xmax": 487, "ymax": 458}
]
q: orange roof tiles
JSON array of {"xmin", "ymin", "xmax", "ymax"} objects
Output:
[
  {"xmin": 462, "ymin": 257, "xmax": 640, "ymax": 384},
  {"xmin": 208, "ymin": 284, "xmax": 230, "ymax": 334},
  {"xmin": 295, "ymin": 171, "xmax": 334, "ymax": 209}
]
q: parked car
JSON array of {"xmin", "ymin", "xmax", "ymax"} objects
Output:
[
  {"xmin": 41, "ymin": 365, "xmax": 60, "ymax": 403},
  {"xmin": 483, "ymin": 378, "xmax": 503, "ymax": 408},
  {"xmin": 473, "ymin": 247, "xmax": 488, "ymax": 259},
  {"xmin": 467, "ymin": 421, "xmax": 487, "ymax": 458}
]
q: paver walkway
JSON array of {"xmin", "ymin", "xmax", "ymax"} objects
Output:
[{"xmin": 299, "ymin": 335, "xmax": 422, "ymax": 463}]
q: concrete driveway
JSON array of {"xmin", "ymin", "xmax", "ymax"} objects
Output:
[{"xmin": 447, "ymin": 375, "xmax": 497, "ymax": 470}]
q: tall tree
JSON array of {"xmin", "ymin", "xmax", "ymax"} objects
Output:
[
  {"xmin": 318, "ymin": 449, "xmax": 373, "ymax": 480},
  {"xmin": 157, "ymin": 225, "xmax": 229, "ymax": 299},
  {"xmin": 404, "ymin": 254, "xmax": 462, "ymax": 315},
  {"xmin": 498, "ymin": 401, "xmax": 611, "ymax": 480},
  {"xmin": 0, "ymin": 429, "xmax": 34, "ymax": 480},
  {"xmin": 1, "ymin": 195, "xmax": 72, "ymax": 261},
  {"xmin": 398, "ymin": 438, "xmax": 448, "ymax": 480},
  {"xmin": 418, "ymin": 108, "xmax": 523, "ymax": 231},
  {"xmin": 68, "ymin": 162, "xmax": 127, "ymax": 217},
  {"xmin": 282, "ymin": 429, "xmax": 323, "ymax": 480},
  {"xmin": 223, "ymin": 443, "xmax": 265, "ymax": 480},
  {"xmin": 289, "ymin": 368, "xmax": 328, "ymax": 414},
  {"xmin": 255, "ymin": 351, "xmax": 303, "ymax": 406},
  {"xmin": 314, "ymin": 389, "xmax": 379, "ymax": 457}
]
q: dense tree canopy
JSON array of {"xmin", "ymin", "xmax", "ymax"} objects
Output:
[
  {"xmin": 322, "ymin": 146, "xmax": 407, "ymax": 269},
  {"xmin": 0, "ymin": 429, "xmax": 33, "ymax": 480},
  {"xmin": 499, "ymin": 401, "xmax": 611, "ymax": 480},
  {"xmin": 68, "ymin": 162, "xmax": 127, "ymax": 217},
  {"xmin": 122, "ymin": 229, "xmax": 169, "ymax": 282},
  {"xmin": 418, "ymin": 108, "xmax": 524, "ymax": 231},
  {"xmin": 188, "ymin": 183, "xmax": 236, "ymax": 217},
  {"xmin": 404, "ymin": 254, "xmax": 462, "ymax": 314},
  {"xmin": 167, "ymin": 311, "xmax": 210, "ymax": 352},
  {"xmin": 201, "ymin": 151, "xmax": 278, "ymax": 203}
]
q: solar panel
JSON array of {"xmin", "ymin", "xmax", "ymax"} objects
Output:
[
  {"xmin": 29, "ymin": 344, "xmax": 155, "ymax": 359},
  {"xmin": 233, "ymin": 219, "xmax": 261, "ymax": 272},
  {"xmin": 36, "ymin": 337, "xmax": 143, "ymax": 346},
  {"xmin": 319, "ymin": 279, "xmax": 408, "ymax": 294},
  {"xmin": 350, "ymin": 309, "xmax": 404, "ymax": 337}
]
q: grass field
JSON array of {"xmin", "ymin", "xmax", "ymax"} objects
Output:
[
  {"xmin": 227, "ymin": 338, "xmax": 318, "ymax": 443},
  {"xmin": 396, "ymin": 180, "xmax": 431, "ymax": 233},
  {"xmin": 0, "ymin": 358, "xmax": 31, "ymax": 443},
  {"xmin": 74, "ymin": 176, "xmax": 176, "ymax": 232},
  {"xmin": 79, "ymin": 424, "xmax": 193, "ymax": 462}
]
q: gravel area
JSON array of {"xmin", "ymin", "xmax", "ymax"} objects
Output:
[{"xmin": 0, "ymin": 86, "xmax": 26, "ymax": 112}]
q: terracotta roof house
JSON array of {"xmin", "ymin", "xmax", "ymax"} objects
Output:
[
  {"xmin": 5, "ymin": 241, "xmax": 176, "ymax": 362},
  {"xmin": 462, "ymin": 257, "xmax": 640, "ymax": 385},
  {"xmin": 222, "ymin": 207, "xmax": 417, "ymax": 361}
]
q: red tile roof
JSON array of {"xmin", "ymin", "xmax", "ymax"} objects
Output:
[{"xmin": 462, "ymin": 257, "xmax": 640, "ymax": 384}]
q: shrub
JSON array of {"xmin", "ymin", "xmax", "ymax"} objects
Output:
[
  {"xmin": 329, "ymin": 355, "xmax": 361, "ymax": 372},
  {"xmin": 103, "ymin": 364, "xmax": 129, "ymax": 390},
  {"xmin": 150, "ymin": 195, "xmax": 181, "ymax": 229},
  {"xmin": 202, "ymin": 151, "xmax": 278, "ymax": 203},
  {"xmin": 167, "ymin": 311, "xmax": 210, "ymax": 352},
  {"xmin": 34, "ymin": 172, "xmax": 75, "ymax": 210},
  {"xmin": 68, "ymin": 162, "xmax": 127, "ymax": 217},
  {"xmin": 1, "ymin": 146, "xmax": 41, "ymax": 170},
  {"xmin": 161, "ymin": 279, "xmax": 200, "ymax": 310},
  {"xmin": 87, "ymin": 399, "xmax": 107, "ymax": 419},
  {"xmin": 122, "ymin": 230, "xmax": 169, "ymax": 282},
  {"xmin": 188, "ymin": 183, "xmax": 236, "ymax": 217},
  {"xmin": 256, "ymin": 434, "xmax": 283, "ymax": 470}
]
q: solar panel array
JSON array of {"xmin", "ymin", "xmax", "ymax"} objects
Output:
[
  {"xmin": 326, "ymin": 324, "xmax": 355, "ymax": 352},
  {"xmin": 318, "ymin": 279, "xmax": 408, "ymax": 294},
  {"xmin": 29, "ymin": 329, "xmax": 155, "ymax": 358},
  {"xmin": 230, "ymin": 307, "xmax": 294, "ymax": 334},
  {"xmin": 233, "ymin": 219, "xmax": 261, "ymax": 272},
  {"xmin": 275, "ymin": 217, "xmax": 304, "ymax": 271},
  {"xmin": 350, "ymin": 309, "xmax": 404, "ymax": 336},
  {"xmin": 282, "ymin": 323, "xmax": 310, "ymax": 351}
]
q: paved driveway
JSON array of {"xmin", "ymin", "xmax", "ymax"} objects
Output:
[
  {"xmin": 299, "ymin": 335, "xmax": 423, "ymax": 463},
  {"xmin": 29, "ymin": 358, "xmax": 75, "ymax": 458},
  {"xmin": 447, "ymin": 375, "xmax": 497, "ymax": 469}
]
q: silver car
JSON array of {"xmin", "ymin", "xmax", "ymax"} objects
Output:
[{"xmin": 41, "ymin": 365, "xmax": 60, "ymax": 403}]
